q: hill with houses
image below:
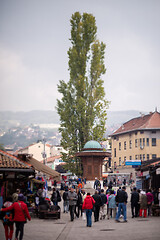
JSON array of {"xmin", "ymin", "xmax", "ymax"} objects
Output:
[{"xmin": 0, "ymin": 110, "xmax": 145, "ymax": 150}]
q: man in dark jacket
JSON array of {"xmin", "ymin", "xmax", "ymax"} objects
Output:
[
  {"xmin": 115, "ymin": 186, "xmax": 128, "ymax": 222},
  {"xmin": 100, "ymin": 189, "xmax": 107, "ymax": 219},
  {"xmin": 92, "ymin": 191, "xmax": 102, "ymax": 222},
  {"xmin": 131, "ymin": 187, "xmax": 139, "ymax": 218}
]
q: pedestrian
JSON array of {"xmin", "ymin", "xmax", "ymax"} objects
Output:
[
  {"xmin": 62, "ymin": 188, "xmax": 69, "ymax": 213},
  {"xmin": 146, "ymin": 189, "xmax": 154, "ymax": 216},
  {"xmin": 92, "ymin": 190, "xmax": 102, "ymax": 222},
  {"xmin": 94, "ymin": 178, "xmax": 101, "ymax": 190},
  {"xmin": 68, "ymin": 187, "xmax": 77, "ymax": 221},
  {"xmin": 139, "ymin": 191, "xmax": 147, "ymax": 218},
  {"xmin": 12, "ymin": 189, "xmax": 20, "ymax": 203},
  {"xmin": 108, "ymin": 190, "xmax": 117, "ymax": 219},
  {"xmin": 82, "ymin": 193, "xmax": 95, "ymax": 227},
  {"xmin": 115, "ymin": 186, "xmax": 128, "ymax": 222},
  {"xmin": 1, "ymin": 196, "xmax": 14, "ymax": 240},
  {"xmin": 99, "ymin": 189, "xmax": 107, "ymax": 220},
  {"xmin": 51, "ymin": 188, "xmax": 61, "ymax": 206},
  {"xmin": 131, "ymin": 187, "xmax": 139, "ymax": 218},
  {"xmin": 1, "ymin": 194, "xmax": 31, "ymax": 240},
  {"xmin": 75, "ymin": 189, "xmax": 83, "ymax": 218}
]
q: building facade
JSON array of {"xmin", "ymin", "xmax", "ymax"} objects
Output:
[{"xmin": 110, "ymin": 111, "xmax": 160, "ymax": 169}]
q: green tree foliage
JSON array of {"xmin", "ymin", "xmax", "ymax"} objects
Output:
[{"xmin": 57, "ymin": 12, "xmax": 109, "ymax": 175}]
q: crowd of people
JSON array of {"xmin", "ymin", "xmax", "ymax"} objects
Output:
[{"xmin": 0, "ymin": 180, "xmax": 160, "ymax": 239}]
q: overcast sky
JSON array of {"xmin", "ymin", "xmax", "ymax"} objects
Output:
[{"xmin": 0, "ymin": 0, "xmax": 160, "ymax": 113}]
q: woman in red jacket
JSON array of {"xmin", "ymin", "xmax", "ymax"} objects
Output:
[
  {"xmin": 1, "ymin": 194, "xmax": 31, "ymax": 240},
  {"xmin": 82, "ymin": 192, "xmax": 95, "ymax": 227}
]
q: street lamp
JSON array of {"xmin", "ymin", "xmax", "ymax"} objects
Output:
[{"xmin": 41, "ymin": 138, "xmax": 47, "ymax": 165}]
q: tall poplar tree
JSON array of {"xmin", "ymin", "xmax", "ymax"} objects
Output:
[{"xmin": 57, "ymin": 12, "xmax": 109, "ymax": 175}]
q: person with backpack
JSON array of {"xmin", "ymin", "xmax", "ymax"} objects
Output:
[
  {"xmin": 1, "ymin": 194, "xmax": 31, "ymax": 240},
  {"xmin": 51, "ymin": 188, "xmax": 61, "ymax": 206},
  {"xmin": 63, "ymin": 188, "xmax": 69, "ymax": 213},
  {"xmin": 1, "ymin": 196, "xmax": 14, "ymax": 240},
  {"xmin": 92, "ymin": 190, "xmax": 102, "ymax": 222},
  {"xmin": 100, "ymin": 189, "xmax": 107, "ymax": 220},
  {"xmin": 75, "ymin": 189, "xmax": 83, "ymax": 218}
]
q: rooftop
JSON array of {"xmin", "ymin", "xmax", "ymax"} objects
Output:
[{"xmin": 111, "ymin": 110, "xmax": 160, "ymax": 136}]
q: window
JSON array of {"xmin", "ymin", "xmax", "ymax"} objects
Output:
[
  {"xmin": 152, "ymin": 138, "xmax": 156, "ymax": 146},
  {"xmin": 143, "ymin": 138, "xmax": 145, "ymax": 146},
  {"xmin": 119, "ymin": 157, "xmax": 121, "ymax": 166},
  {"xmin": 140, "ymin": 131, "xmax": 144, "ymax": 134},
  {"xmin": 143, "ymin": 154, "xmax": 145, "ymax": 161},
  {"xmin": 129, "ymin": 140, "xmax": 132, "ymax": 149},
  {"xmin": 114, "ymin": 162, "xmax": 117, "ymax": 169},
  {"xmin": 124, "ymin": 156, "xmax": 126, "ymax": 163},
  {"xmin": 114, "ymin": 148, "xmax": 116, "ymax": 157},
  {"xmin": 124, "ymin": 141, "xmax": 126, "ymax": 150},
  {"xmin": 140, "ymin": 154, "xmax": 142, "ymax": 160},
  {"xmin": 140, "ymin": 138, "xmax": 142, "ymax": 147},
  {"xmin": 119, "ymin": 142, "xmax": 121, "ymax": 151},
  {"xmin": 135, "ymin": 155, "xmax": 138, "ymax": 160},
  {"xmin": 135, "ymin": 132, "xmax": 137, "ymax": 135},
  {"xmin": 114, "ymin": 136, "xmax": 116, "ymax": 140},
  {"xmin": 135, "ymin": 139, "xmax": 138, "ymax": 148},
  {"xmin": 152, "ymin": 154, "xmax": 157, "ymax": 159},
  {"xmin": 130, "ymin": 156, "xmax": 132, "ymax": 160},
  {"xmin": 146, "ymin": 138, "xmax": 149, "ymax": 146},
  {"xmin": 147, "ymin": 154, "xmax": 149, "ymax": 160}
]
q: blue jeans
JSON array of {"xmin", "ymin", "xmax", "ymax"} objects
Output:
[
  {"xmin": 86, "ymin": 209, "xmax": 92, "ymax": 227},
  {"xmin": 116, "ymin": 203, "xmax": 127, "ymax": 221}
]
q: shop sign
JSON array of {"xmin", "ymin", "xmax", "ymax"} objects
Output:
[
  {"xmin": 156, "ymin": 168, "xmax": 160, "ymax": 175},
  {"xmin": 125, "ymin": 160, "xmax": 141, "ymax": 166},
  {"xmin": 143, "ymin": 171, "xmax": 149, "ymax": 177}
]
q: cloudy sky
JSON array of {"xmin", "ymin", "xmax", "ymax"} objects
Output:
[{"xmin": 0, "ymin": 0, "xmax": 160, "ymax": 113}]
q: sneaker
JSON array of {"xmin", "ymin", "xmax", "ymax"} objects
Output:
[
  {"xmin": 115, "ymin": 219, "xmax": 120, "ymax": 222},
  {"xmin": 124, "ymin": 220, "xmax": 128, "ymax": 222}
]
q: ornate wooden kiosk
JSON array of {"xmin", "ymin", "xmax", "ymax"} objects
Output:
[{"xmin": 76, "ymin": 140, "xmax": 109, "ymax": 180}]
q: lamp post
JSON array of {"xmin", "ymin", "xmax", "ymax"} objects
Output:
[{"xmin": 41, "ymin": 138, "xmax": 47, "ymax": 165}]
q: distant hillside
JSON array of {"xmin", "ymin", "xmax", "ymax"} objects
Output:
[
  {"xmin": 0, "ymin": 110, "xmax": 60, "ymax": 129},
  {"xmin": 0, "ymin": 110, "xmax": 145, "ymax": 130},
  {"xmin": 0, "ymin": 110, "xmax": 147, "ymax": 150}
]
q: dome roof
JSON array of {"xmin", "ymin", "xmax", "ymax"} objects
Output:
[{"xmin": 83, "ymin": 140, "xmax": 102, "ymax": 151}]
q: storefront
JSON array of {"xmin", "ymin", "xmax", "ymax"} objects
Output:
[
  {"xmin": 135, "ymin": 158, "xmax": 160, "ymax": 191},
  {"xmin": 0, "ymin": 150, "xmax": 35, "ymax": 206}
]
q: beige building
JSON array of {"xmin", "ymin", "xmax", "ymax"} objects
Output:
[
  {"xmin": 17, "ymin": 141, "xmax": 67, "ymax": 162},
  {"xmin": 110, "ymin": 110, "xmax": 160, "ymax": 169}
]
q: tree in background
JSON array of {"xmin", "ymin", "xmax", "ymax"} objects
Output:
[{"xmin": 57, "ymin": 12, "xmax": 109, "ymax": 175}]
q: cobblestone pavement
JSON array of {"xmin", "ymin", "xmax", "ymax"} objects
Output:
[{"xmin": 0, "ymin": 187, "xmax": 160, "ymax": 240}]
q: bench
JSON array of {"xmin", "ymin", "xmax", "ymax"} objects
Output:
[
  {"xmin": 152, "ymin": 204, "xmax": 160, "ymax": 216},
  {"xmin": 38, "ymin": 205, "xmax": 61, "ymax": 219}
]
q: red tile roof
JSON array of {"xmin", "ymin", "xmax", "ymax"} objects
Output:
[
  {"xmin": 0, "ymin": 150, "xmax": 31, "ymax": 169},
  {"xmin": 111, "ymin": 111, "xmax": 160, "ymax": 136}
]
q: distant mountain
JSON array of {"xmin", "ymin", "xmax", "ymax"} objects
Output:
[
  {"xmin": 0, "ymin": 110, "xmax": 60, "ymax": 129},
  {"xmin": 0, "ymin": 110, "xmax": 145, "ymax": 130},
  {"xmin": 0, "ymin": 110, "xmax": 147, "ymax": 150}
]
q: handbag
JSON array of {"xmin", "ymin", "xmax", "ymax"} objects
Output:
[{"xmin": 18, "ymin": 202, "xmax": 27, "ymax": 223}]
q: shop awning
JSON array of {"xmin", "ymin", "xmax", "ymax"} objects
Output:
[{"xmin": 26, "ymin": 157, "xmax": 60, "ymax": 180}]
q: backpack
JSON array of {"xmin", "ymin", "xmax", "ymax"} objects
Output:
[
  {"xmin": 3, "ymin": 212, "xmax": 12, "ymax": 224},
  {"xmin": 63, "ymin": 191, "xmax": 69, "ymax": 201},
  {"xmin": 57, "ymin": 190, "xmax": 61, "ymax": 202}
]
